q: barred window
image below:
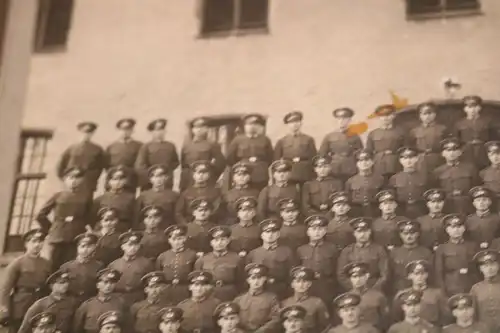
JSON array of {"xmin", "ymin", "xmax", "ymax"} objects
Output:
[
  {"xmin": 34, "ymin": 0, "xmax": 74, "ymax": 52},
  {"xmin": 6, "ymin": 129, "xmax": 52, "ymax": 252},
  {"xmin": 406, "ymin": 0, "xmax": 481, "ymax": 19}
]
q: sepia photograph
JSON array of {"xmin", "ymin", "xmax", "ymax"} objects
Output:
[{"xmin": 0, "ymin": 0, "xmax": 500, "ymax": 332}]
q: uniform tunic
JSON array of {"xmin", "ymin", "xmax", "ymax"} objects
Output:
[
  {"xmin": 0, "ymin": 255, "xmax": 51, "ymax": 322},
  {"xmin": 18, "ymin": 294, "xmax": 79, "ymax": 333},
  {"xmin": 180, "ymin": 139, "xmax": 226, "ymax": 190},
  {"xmin": 135, "ymin": 188, "xmax": 179, "ymax": 228},
  {"xmin": 56, "ymin": 141, "xmax": 106, "ymax": 193},
  {"xmin": 130, "ymin": 298, "xmax": 171, "ymax": 333},
  {"xmin": 326, "ymin": 216, "xmax": 355, "ymax": 251},
  {"xmin": 389, "ymin": 245, "xmax": 434, "ymax": 293},
  {"xmin": 480, "ymin": 165, "xmax": 500, "ymax": 203},
  {"xmin": 156, "ymin": 249, "xmax": 197, "ymax": 304},
  {"xmin": 282, "ymin": 294, "xmax": 330, "ymax": 333},
  {"xmin": 257, "ymin": 183, "xmax": 301, "ymax": 220},
  {"xmin": 297, "ymin": 241, "xmax": 339, "ymax": 304},
  {"xmin": 326, "ymin": 323, "xmax": 380, "ymax": 333},
  {"xmin": 93, "ymin": 191, "xmax": 136, "ymax": 231},
  {"xmin": 94, "ymin": 231, "xmax": 122, "ymax": 266},
  {"xmin": 366, "ymin": 127, "xmax": 406, "ymax": 177},
  {"xmin": 392, "ymin": 287, "xmax": 449, "ymax": 327},
  {"xmin": 435, "ymin": 240, "xmax": 479, "ymax": 296},
  {"xmin": 409, "ymin": 123, "xmax": 447, "ymax": 173},
  {"xmin": 454, "ymin": 116, "xmax": 492, "ymax": 170},
  {"xmin": 222, "ymin": 186, "xmax": 260, "ymax": 224},
  {"xmin": 387, "ymin": 319, "xmax": 439, "ymax": 333},
  {"xmin": 274, "ymin": 133, "xmax": 317, "ymax": 183},
  {"xmin": 319, "ymin": 131, "xmax": 363, "ymax": 179},
  {"xmin": 433, "ymin": 162, "xmax": 479, "ymax": 215},
  {"xmin": 465, "ymin": 212, "xmax": 500, "ymax": 245},
  {"xmin": 194, "ymin": 251, "xmax": 244, "ymax": 301},
  {"xmin": 134, "ymin": 140, "xmax": 179, "ymax": 189},
  {"xmin": 227, "ymin": 134, "xmax": 274, "ymax": 187},
  {"xmin": 345, "ymin": 172, "xmax": 385, "ymax": 217},
  {"xmin": 337, "ymin": 243, "xmax": 389, "ymax": 292},
  {"xmin": 389, "ymin": 170, "xmax": 430, "ymax": 218},
  {"xmin": 186, "ymin": 221, "xmax": 217, "ymax": 255},
  {"xmin": 105, "ymin": 139, "xmax": 143, "ymax": 169},
  {"xmin": 279, "ymin": 222, "xmax": 308, "ymax": 250},
  {"xmin": 60, "ymin": 259, "xmax": 105, "ymax": 302},
  {"xmin": 246, "ymin": 245, "xmax": 298, "ymax": 300},
  {"xmin": 416, "ymin": 213, "xmax": 446, "ymax": 250},
  {"xmin": 301, "ymin": 177, "xmax": 344, "ymax": 217},
  {"xmin": 177, "ymin": 296, "xmax": 221, "ymax": 333},
  {"xmin": 233, "ymin": 290, "xmax": 281, "ymax": 333},
  {"xmin": 175, "ymin": 185, "xmax": 222, "ymax": 224},
  {"xmin": 371, "ymin": 215, "xmax": 407, "ymax": 249},
  {"xmin": 470, "ymin": 277, "xmax": 500, "ymax": 331},
  {"xmin": 108, "ymin": 256, "xmax": 154, "ymax": 305},
  {"xmin": 73, "ymin": 295, "xmax": 126, "ymax": 333},
  {"xmin": 354, "ymin": 288, "xmax": 389, "ymax": 331},
  {"xmin": 442, "ymin": 322, "xmax": 492, "ymax": 333},
  {"xmin": 140, "ymin": 230, "xmax": 170, "ymax": 261},
  {"xmin": 229, "ymin": 222, "xmax": 261, "ymax": 255}
]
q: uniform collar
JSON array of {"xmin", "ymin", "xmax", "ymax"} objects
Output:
[
  {"xmin": 192, "ymin": 295, "xmax": 208, "ymax": 303},
  {"xmin": 289, "ymin": 131, "xmax": 302, "ymax": 137},
  {"xmin": 476, "ymin": 210, "xmax": 491, "ymax": 218},
  {"xmin": 246, "ymin": 133, "xmax": 259, "ymax": 139},
  {"xmin": 356, "ymin": 241, "xmax": 371, "ymax": 248},
  {"xmin": 193, "ymin": 182, "xmax": 208, "ymax": 188},
  {"xmin": 449, "ymin": 238, "xmax": 465, "ymax": 244},
  {"xmin": 194, "ymin": 219, "xmax": 210, "ymax": 226},
  {"xmin": 422, "ymin": 122, "xmax": 435, "ymax": 128},
  {"xmin": 263, "ymin": 242, "xmax": 278, "ymax": 251},
  {"xmin": 97, "ymin": 294, "xmax": 112, "ymax": 302},
  {"xmin": 404, "ymin": 168, "xmax": 417, "ymax": 173},
  {"xmin": 238, "ymin": 220, "xmax": 254, "ymax": 227},
  {"xmin": 403, "ymin": 243, "xmax": 418, "ymax": 249},
  {"xmin": 283, "ymin": 220, "xmax": 298, "ymax": 226},
  {"xmin": 381, "ymin": 124, "xmax": 394, "ymax": 130},
  {"xmin": 309, "ymin": 240, "xmax": 324, "ymax": 247},
  {"xmin": 446, "ymin": 160, "xmax": 460, "ymax": 167},
  {"xmin": 249, "ymin": 288, "xmax": 264, "ymax": 296},
  {"xmin": 275, "ymin": 182, "xmax": 289, "ymax": 188},
  {"xmin": 359, "ymin": 170, "xmax": 373, "ymax": 177},
  {"xmin": 293, "ymin": 293, "xmax": 309, "ymax": 302},
  {"xmin": 382, "ymin": 213, "xmax": 396, "ymax": 220},
  {"xmin": 77, "ymin": 256, "xmax": 91, "ymax": 264},
  {"xmin": 334, "ymin": 215, "xmax": 349, "ymax": 222},
  {"xmin": 213, "ymin": 251, "xmax": 228, "ymax": 258},
  {"xmin": 429, "ymin": 212, "xmax": 443, "ymax": 219},
  {"xmin": 145, "ymin": 228, "xmax": 159, "ymax": 234},
  {"xmin": 233, "ymin": 184, "xmax": 249, "ymax": 190},
  {"xmin": 412, "ymin": 284, "xmax": 428, "ymax": 292},
  {"xmin": 404, "ymin": 317, "xmax": 421, "ymax": 326},
  {"xmin": 123, "ymin": 255, "xmax": 137, "ymax": 262},
  {"xmin": 172, "ymin": 247, "xmax": 185, "ymax": 254}
]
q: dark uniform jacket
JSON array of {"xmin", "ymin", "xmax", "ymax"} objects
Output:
[
  {"xmin": 389, "ymin": 245, "xmax": 434, "ymax": 292},
  {"xmin": 257, "ymin": 183, "xmax": 301, "ymax": 219},
  {"xmin": 229, "ymin": 222, "xmax": 262, "ymax": 256},
  {"xmin": 282, "ymin": 294, "xmax": 330, "ymax": 333},
  {"xmin": 387, "ymin": 319, "xmax": 439, "ymax": 333},
  {"xmin": 345, "ymin": 172, "xmax": 385, "ymax": 216},
  {"xmin": 443, "ymin": 321, "xmax": 492, "ymax": 333},
  {"xmin": 326, "ymin": 216, "xmax": 355, "ymax": 251},
  {"xmin": 354, "ymin": 287, "xmax": 389, "ymax": 331},
  {"xmin": 134, "ymin": 140, "xmax": 179, "ymax": 188},
  {"xmin": 279, "ymin": 222, "xmax": 308, "ymax": 250},
  {"xmin": 371, "ymin": 215, "xmax": 407, "ymax": 249},
  {"xmin": 465, "ymin": 212, "xmax": 500, "ymax": 245},
  {"xmin": 93, "ymin": 191, "xmax": 136, "ymax": 231},
  {"xmin": 301, "ymin": 177, "xmax": 343, "ymax": 217},
  {"xmin": 177, "ymin": 296, "xmax": 221, "ymax": 333},
  {"xmin": 94, "ymin": 230, "xmax": 122, "ymax": 266},
  {"xmin": 135, "ymin": 188, "xmax": 179, "ymax": 228},
  {"xmin": 56, "ymin": 141, "xmax": 106, "ymax": 193},
  {"xmin": 227, "ymin": 134, "xmax": 274, "ymax": 185},
  {"xmin": 233, "ymin": 290, "xmax": 281, "ymax": 333},
  {"xmin": 409, "ymin": 123, "xmax": 447, "ymax": 173},
  {"xmin": 366, "ymin": 127, "xmax": 406, "ymax": 176},
  {"xmin": 105, "ymin": 139, "xmax": 142, "ymax": 169},
  {"xmin": 175, "ymin": 185, "xmax": 222, "ymax": 224},
  {"xmin": 454, "ymin": 116, "xmax": 493, "ymax": 169},
  {"xmin": 108, "ymin": 256, "xmax": 154, "ymax": 303},
  {"xmin": 416, "ymin": 213, "xmax": 446, "ymax": 250},
  {"xmin": 326, "ymin": 323, "xmax": 380, "ymax": 333},
  {"xmin": 130, "ymin": 298, "xmax": 172, "ymax": 333},
  {"xmin": 470, "ymin": 277, "xmax": 500, "ymax": 332},
  {"xmin": 60, "ymin": 259, "xmax": 105, "ymax": 301},
  {"xmin": 140, "ymin": 230, "xmax": 170, "ymax": 261},
  {"xmin": 223, "ymin": 186, "xmax": 260, "ymax": 224},
  {"xmin": 480, "ymin": 165, "xmax": 500, "ymax": 198},
  {"xmin": 274, "ymin": 133, "xmax": 317, "ymax": 183},
  {"xmin": 156, "ymin": 248, "xmax": 197, "ymax": 304},
  {"xmin": 73, "ymin": 294, "xmax": 126, "ymax": 333},
  {"xmin": 319, "ymin": 131, "xmax": 363, "ymax": 178},
  {"xmin": 186, "ymin": 221, "xmax": 217, "ymax": 255},
  {"xmin": 388, "ymin": 170, "xmax": 430, "ymax": 218}
]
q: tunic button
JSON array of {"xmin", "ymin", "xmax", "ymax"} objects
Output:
[
  {"xmin": 172, "ymin": 279, "xmax": 179, "ymax": 285},
  {"xmin": 65, "ymin": 216, "xmax": 74, "ymax": 222},
  {"xmin": 320, "ymin": 204, "xmax": 328, "ymax": 210},
  {"xmin": 249, "ymin": 157, "xmax": 257, "ymax": 163},
  {"xmin": 459, "ymin": 268, "xmax": 468, "ymax": 274},
  {"xmin": 293, "ymin": 157, "xmax": 300, "ymax": 163}
]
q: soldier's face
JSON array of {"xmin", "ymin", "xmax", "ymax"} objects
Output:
[
  {"xmin": 192, "ymin": 125, "xmax": 208, "ymax": 138},
  {"xmin": 442, "ymin": 148, "xmax": 462, "ymax": 161},
  {"xmin": 350, "ymin": 273, "xmax": 369, "ymax": 289},
  {"xmin": 426, "ymin": 200, "xmax": 444, "ymax": 213},
  {"xmin": 408, "ymin": 271, "xmax": 428, "ymax": 285},
  {"xmin": 233, "ymin": 172, "xmax": 250, "ymax": 186},
  {"xmin": 150, "ymin": 172, "xmax": 167, "ymax": 188},
  {"xmin": 100, "ymin": 216, "xmax": 118, "ymax": 230},
  {"xmin": 332, "ymin": 202, "xmax": 350, "ymax": 216},
  {"xmin": 64, "ymin": 175, "xmax": 83, "ymax": 190},
  {"xmin": 189, "ymin": 283, "xmax": 209, "ymax": 298},
  {"xmin": 287, "ymin": 120, "xmax": 302, "ymax": 133},
  {"xmin": 159, "ymin": 321, "xmax": 180, "ymax": 333},
  {"xmin": 210, "ymin": 237, "xmax": 230, "ymax": 252},
  {"xmin": 453, "ymin": 307, "xmax": 474, "ymax": 322},
  {"xmin": 380, "ymin": 114, "xmax": 395, "ymax": 126},
  {"xmin": 97, "ymin": 280, "xmax": 116, "ymax": 294},
  {"xmin": 356, "ymin": 159, "xmax": 373, "ymax": 171},
  {"xmin": 168, "ymin": 235, "xmax": 186, "ymax": 249},
  {"xmin": 152, "ymin": 128, "xmax": 166, "ymax": 140},
  {"xmin": 473, "ymin": 197, "xmax": 491, "ymax": 211},
  {"xmin": 247, "ymin": 275, "xmax": 267, "ymax": 290},
  {"xmin": 273, "ymin": 170, "xmax": 290, "ymax": 183},
  {"xmin": 400, "ymin": 231, "xmax": 419, "ymax": 245},
  {"xmin": 145, "ymin": 284, "xmax": 164, "ymax": 299},
  {"xmin": 193, "ymin": 207, "xmax": 211, "ymax": 221},
  {"xmin": 315, "ymin": 164, "xmax": 331, "ymax": 178},
  {"xmin": 108, "ymin": 174, "xmax": 127, "ymax": 190},
  {"xmin": 354, "ymin": 229, "xmax": 371, "ymax": 243},
  {"xmin": 81, "ymin": 132, "xmax": 93, "ymax": 142},
  {"xmin": 399, "ymin": 156, "xmax": 418, "ymax": 169},
  {"xmin": 488, "ymin": 152, "xmax": 500, "ymax": 165},
  {"xmin": 217, "ymin": 314, "xmax": 240, "ymax": 331},
  {"xmin": 464, "ymin": 104, "xmax": 481, "ymax": 117},
  {"xmin": 51, "ymin": 280, "xmax": 70, "ymax": 295},
  {"xmin": 237, "ymin": 208, "xmax": 256, "ymax": 221},
  {"xmin": 244, "ymin": 123, "xmax": 259, "ymax": 134},
  {"xmin": 479, "ymin": 262, "xmax": 499, "ymax": 279},
  {"xmin": 419, "ymin": 111, "xmax": 436, "ymax": 124},
  {"xmin": 280, "ymin": 210, "xmax": 299, "ymax": 223},
  {"xmin": 379, "ymin": 201, "xmax": 397, "ymax": 213},
  {"xmin": 77, "ymin": 242, "xmax": 96, "ymax": 258},
  {"xmin": 446, "ymin": 225, "xmax": 465, "ymax": 239},
  {"xmin": 402, "ymin": 303, "xmax": 421, "ymax": 318},
  {"xmin": 119, "ymin": 128, "xmax": 133, "ymax": 139},
  {"xmin": 25, "ymin": 237, "xmax": 44, "ymax": 255},
  {"xmin": 336, "ymin": 117, "xmax": 351, "ymax": 131},
  {"xmin": 261, "ymin": 230, "xmax": 280, "ymax": 243},
  {"xmin": 193, "ymin": 170, "xmax": 210, "ymax": 183},
  {"xmin": 144, "ymin": 213, "xmax": 162, "ymax": 229},
  {"xmin": 121, "ymin": 242, "xmax": 141, "ymax": 257},
  {"xmin": 338, "ymin": 306, "xmax": 359, "ymax": 324},
  {"xmin": 291, "ymin": 279, "xmax": 312, "ymax": 293},
  {"xmin": 99, "ymin": 323, "xmax": 121, "ymax": 333},
  {"xmin": 306, "ymin": 226, "xmax": 327, "ymax": 241},
  {"xmin": 283, "ymin": 318, "xmax": 303, "ymax": 333}
]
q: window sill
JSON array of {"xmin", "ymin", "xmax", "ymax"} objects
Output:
[
  {"xmin": 197, "ymin": 26, "xmax": 269, "ymax": 39},
  {"xmin": 406, "ymin": 7, "xmax": 482, "ymax": 21},
  {"xmin": 32, "ymin": 44, "xmax": 67, "ymax": 55}
]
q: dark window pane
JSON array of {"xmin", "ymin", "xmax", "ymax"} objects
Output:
[
  {"xmin": 43, "ymin": 0, "xmax": 74, "ymax": 47},
  {"xmin": 238, "ymin": 0, "xmax": 268, "ymax": 29},
  {"xmin": 407, "ymin": 0, "xmax": 441, "ymax": 14},
  {"xmin": 202, "ymin": 0, "xmax": 234, "ymax": 33},
  {"xmin": 0, "ymin": 0, "xmax": 9, "ymax": 73},
  {"xmin": 445, "ymin": 0, "xmax": 480, "ymax": 10}
]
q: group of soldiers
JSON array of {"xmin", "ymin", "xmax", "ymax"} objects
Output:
[{"xmin": 2, "ymin": 95, "xmax": 500, "ymax": 333}]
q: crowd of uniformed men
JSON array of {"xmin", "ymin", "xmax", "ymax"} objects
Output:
[{"xmin": 3, "ymin": 95, "xmax": 500, "ymax": 333}]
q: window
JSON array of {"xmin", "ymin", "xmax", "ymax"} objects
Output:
[
  {"xmin": 34, "ymin": 0, "xmax": 74, "ymax": 52},
  {"xmin": 201, "ymin": 0, "xmax": 269, "ymax": 36},
  {"xmin": 406, "ymin": 0, "xmax": 481, "ymax": 19},
  {"xmin": 0, "ymin": 0, "xmax": 9, "ymax": 74},
  {"xmin": 6, "ymin": 129, "xmax": 52, "ymax": 252}
]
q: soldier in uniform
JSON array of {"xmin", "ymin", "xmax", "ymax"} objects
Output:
[
  {"xmin": 94, "ymin": 208, "xmax": 122, "ymax": 266},
  {"xmin": 56, "ymin": 121, "xmax": 105, "ymax": 195},
  {"xmin": 444, "ymin": 293, "xmax": 491, "ymax": 333},
  {"xmin": 93, "ymin": 165, "xmax": 136, "ymax": 231},
  {"xmin": 227, "ymin": 113, "xmax": 274, "ymax": 191},
  {"xmin": 454, "ymin": 95, "xmax": 493, "ymax": 170},
  {"xmin": 36, "ymin": 166, "xmax": 92, "ymax": 271},
  {"xmin": 326, "ymin": 292, "xmax": 380, "ymax": 333},
  {"xmin": 389, "ymin": 220, "xmax": 433, "ymax": 294},
  {"xmin": 366, "ymin": 105, "xmax": 407, "ymax": 181},
  {"xmin": 60, "ymin": 231, "xmax": 104, "ymax": 303},
  {"xmin": 135, "ymin": 118, "xmax": 179, "ymax": 191},
  {"xmin": 389, "ymin": 146, "xmax": 430, "ymax": 219},
  {"xmin": 345, "ymin": 150, "xmax": 385, "ymax": 218},
  {"xmin": 297, "ymin": 215, "xmax": 339, "ymax": 305},
  {"xmin": 416, "ymin": 189, "xmax": 446, "ymax": 251},
  {"xmin": 108, "ymin": 231, "xmax": 154, "ymax": 305},
  {"xmin": 408, "ymin": 102, "xmax": 447, "ymax": 174},
  {"xmin": 387, "ymin": 290, "xmax": 439, "ymax": 333},
  {"xmin": 135, "ymin": 165, "xmax": 179, "ymax": 229},
  {"xmin": 278, "ymin": 199, "xmax": 308, "ymax": 250},
  {"xmin": 158, "ymin": 307, "xmax": 184, "ymax": 333},
  {"xmin": 257, "ymin": 159, "xmax": 301, "ymax": 220},
  {"xmin": 97, "ymin": 311, "xmax": 123, "ymax": 333},
  {"xmin": 177, "ymin": 271, "xmax": 221, "ymax": 333},
  {"xmin": 466, "ymin": 186, "xmax": 500, "ymax": 247},
  {"xmin": 139, "ymin": 206, "xmax": 170, "ymax": 261},
  {"xmin": 371, "ymin": 190, "xmax": 407, "ymax": 249},
  {"xmin": 274, "ymin": 111, "xmax": 317, "ymax": 185},
  {"xmin": 180, "ymin": 117, "xmax": 226, "ymax": 191},
  {"xmin": 18, "ymin": 270, "xmax": 78, "ymax": 333},
  {"xmin": 156, "ymin": 225, "xmax": 197, "ymax": 305},
  {"xmin": 481, "ymin": 141, "xmax": 500, "ymax": 212},
  {"xmin": 175, "ymin": 160, "xmax": 222, "ymax": 225},
  {"xmin": 130, "ymin": 272, "xmax": 171, "ymax": 333},
  {"xmin": 318, "ymin": 108, "xmax": 363, "ymax": 183},
  {"xmin": 0, "ymin": 229, "xmax": 51, "ymax": 332},
  {"xmin": 105, "ymin": 118, "xmax": 143, "ymax": 191},
  {"xmin": 282, "ymin": 267, "xmax": 330, "ymax": 333},
  {"xmin": 233, "ymin": 264, "xmax": 281, "ymax": 333},
  {"xmin": 280, "ymin": 305, "xmax": 308, "ymax": 333},
  {"xmin": 229, "ymin": 197, "xmax": 262, "ymax": 257},
  {"xmin": 470, "ymin": 250, "xmax": 500, "ymax": 331},
  {"xmin": 223, "ymin": 163, "xmax": 260, "ymax": 225},
  {"xmin": 73, "ymin": 268, "xmax": 126, "ymax": 333},
  {"xmin": 194, "ymin": 226, "xmax": 244, "ymax": 301},
  {"xmin": 186, "ymin": 198, "xmax": 217, "ymax": 255},
  {"xmin": 435, "ymin": 214, "xmax": 479, "ymax": 296},
  {"xmin": 29, "ymin": 312, "xmax": 58, "ymax": 333},
  {"xmin": 213, "ymin": 302, "xmax": 246, "ymax": 333},
  {"xmin": 433, "ymin": 137, "xmax": 479, "ymax": 215},
  {"xmin": 343, "ymin": 262, "xmax": 389, "ymax": 331},
  {"xmin": 246, "ymin": 219, "xmax": 298, "ymax": 300},
  {"xmin": 337, "ymin": 218, "xmax": 389, "ymax": 292},
  {"xmin": 392, "ymin": 260, "xmax": 449, "ymax": 328},
  {"xmin": 326, "ymin": 192, "xmax": 355, "ymax": 251},
  {"xmin": 301, "ymin": 155, "xmax": 343, "ymax": 217}
]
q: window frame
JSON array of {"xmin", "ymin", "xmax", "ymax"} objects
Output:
[
  {"xmin": 405, "ymin": 0, "xmax": 482, "ymax": 20},
  {"xmin": 33, "ymin": 0, "xmax": 74, "ymax": 53}
]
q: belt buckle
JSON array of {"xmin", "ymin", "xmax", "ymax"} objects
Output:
[
  {"xmin": 216, "ymin": 280, "xmax": 224, "ymax": 287},
  {"xmin": 65, "ymin": 216, "xmax": 74, "ymax": 222},
  {"xmin": 249, "ymin": 157, "xmax": 257, "ymax": 163},
  {"xmin": 452, "ymin": 190, "xmax": 462, "ymax": 196},
  {"xmin": 292, "ymin": 157, "xmax": 300, "ymax": 163},
  {"xmin": 172, "ymin": 278, "xmax": 179, "ymax": 285}
]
